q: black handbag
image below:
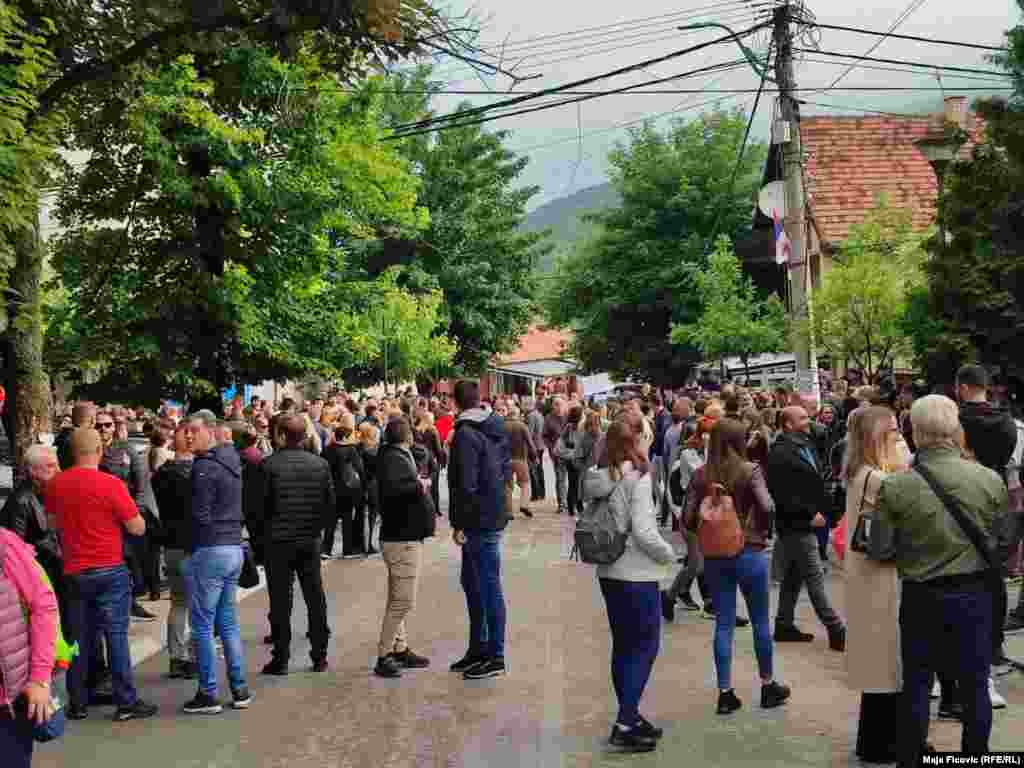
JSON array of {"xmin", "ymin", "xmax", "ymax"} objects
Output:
[
  {"xmin": 238, "ymin": 542, "xmax": 260, "ymax": 589},
  {"xmin": 849, "ymin": 470, "xmax": 897, "ymax": 561}
]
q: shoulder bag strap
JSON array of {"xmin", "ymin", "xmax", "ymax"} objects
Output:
[
  {"xmin": 914, "ymin": 463, "xmax": 997, "ymax": 570},
  {"xmin": 858, "ymin": 470, "xmax": 875, "ymax": 516}
]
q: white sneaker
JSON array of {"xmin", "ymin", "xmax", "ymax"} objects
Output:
[
  {"xmin": 989, "ymin": 677, "xmax": 1007, "ymax": 710},
  {"xmin": 931, "ymin": 680, "xmax": 940, "ymax": 700}
]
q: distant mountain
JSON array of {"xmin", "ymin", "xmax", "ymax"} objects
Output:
[{"xmin": 523, "ymin": 183, "xmax": 620, "ymax": 272}]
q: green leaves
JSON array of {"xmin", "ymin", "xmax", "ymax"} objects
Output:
[
  {"xmin": 808, "ymin": 200, "xmax": 927, "ymax": 382},
  {"xmin": 541, "ymin": 110, "xmax": 767, "ymax": 386},
  {"xmin": 48, "ymin": 44, "xmax": 436, "ymax": 398},
  {"xmin": 671, "ymin": 236, "xmax": 787, "ymax": 368}
]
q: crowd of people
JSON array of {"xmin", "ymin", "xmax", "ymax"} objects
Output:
[{"xmin": 0, "ymin": 366, "xmax": 1020, "ymax": 766}]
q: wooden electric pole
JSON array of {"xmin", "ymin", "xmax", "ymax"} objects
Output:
[{"xmin": 772, "ymin": 3, "xmax": 817, "ymax": 402}]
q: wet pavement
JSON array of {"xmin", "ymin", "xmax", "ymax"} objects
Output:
[{"xmin": 33, "ymin": 464, "xmax": 1024, "ymax": 768}]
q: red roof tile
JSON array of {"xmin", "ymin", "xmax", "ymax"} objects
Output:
[
  {"xmin": 802, "ymin": 111, "xmax": 983, "ymax": 245},
  {"xmin": 496, "ymin": 325, "xmax": 572, "ymax": 364}
]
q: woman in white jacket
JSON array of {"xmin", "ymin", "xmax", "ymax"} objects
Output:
[{"xmin": 584, "ymin": 420, "xmax": 676, "ymax": 754}]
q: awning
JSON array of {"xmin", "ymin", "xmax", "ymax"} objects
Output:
[{"xmin": 488, "ymin": 358, "xmax": 577, "ymax": 380}]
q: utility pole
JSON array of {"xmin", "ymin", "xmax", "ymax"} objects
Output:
[{"xmin": 772, "ymin": 2, "xmax": 818, "ymax": 404}]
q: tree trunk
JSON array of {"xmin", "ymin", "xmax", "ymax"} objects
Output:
[{"xmin": 9, "ymin": 210, "xmax": 52, "ymax": 478}]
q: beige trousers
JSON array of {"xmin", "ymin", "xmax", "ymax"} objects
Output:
[{"xmin": 378, "ymin": 541, "xmax": 423, "ymax": 657}]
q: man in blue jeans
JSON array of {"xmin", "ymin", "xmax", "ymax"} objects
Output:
[
  {"xmin": 182, "ymin": 411, "xmax": 251, "ymax": 714},
  {"xmin": 448, "ymin": 380, "xmax": 512, "ymax": 680},
  {"xmin": 46, "ymin": 427, "xmax": 158, "ymax": 722}
]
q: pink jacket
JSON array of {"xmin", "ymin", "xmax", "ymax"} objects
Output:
[{"xmin": 0, "ymin": 529, "xmax": 58, "ymax": 707}]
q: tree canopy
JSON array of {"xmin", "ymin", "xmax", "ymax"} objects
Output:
[
  {"xmin": 371, "ymin": 68, "xmax": 548, "ymax": 378},
  {"xmin": 47, "ymin": 46, "xmax": 453, "ymax": 403},
  {"xmin": 671, "ymin": 235, "xmax": 787, "ymax": 382},
  {"xmin": 541, "ymin": 111, "xmax": 768, "ymax": 387},
  {"xmin": 808, "ymin": 200, "xmax": 927, "ymax": 383}
]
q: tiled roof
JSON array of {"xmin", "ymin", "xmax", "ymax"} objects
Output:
[
  {"xmin": 803, "ymin": 112, "xmax": 982, "ymax": 245},
  {"xmin": 496, "ymin": 325, "xmax": 572, "ymax": 365}
]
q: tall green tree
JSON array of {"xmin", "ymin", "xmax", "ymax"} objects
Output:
[
  {"xmin": 47, "ymin": 46, "xmax": 441, "ymax": 405},
  {"xmin": 373, "ymin": 69, "xmax": 549, "ymax": 379},
  {"xmin": 912, "ymin": 1, "xmax": 1024, "ymax": 386},
  {"xmin": 807, "ymin": 200, "xmax": 927, "ymax": 383},
  {"xmin": 671, "ymin": 236, "xmax": 786, "ymax": 383},
  {"xmin": 2, "ymin": 0, "xmax": 454, "ymax": 463},
  {"xmin": 542, "ymin": 111, "xmax": 767, "ymax": 386}
]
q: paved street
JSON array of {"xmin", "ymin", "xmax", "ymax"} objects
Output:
[{"xmin": 33, "ymin": 464, "xmax": 1024, "ymax": 768}]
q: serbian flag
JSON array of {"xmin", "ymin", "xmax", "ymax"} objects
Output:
[{"xmin": 772, "ymin": 209, "xmax": 791, "ymax": 266}]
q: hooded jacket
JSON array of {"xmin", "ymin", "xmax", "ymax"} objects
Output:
[
  {"xmin": 190, "ymin": 444, "xmax": 243, "ymax": 552},
  {"xmin": 151, "ymin": 459, "xmax": 193, "ymax": 551},
  {"xmin": 959, "ymin": 401, "xmax": 1018, "ymax": 480},
  {"xmin": 584, "ymin": 463, "xmax": 675, "ymax": 582},
  {"xmin": 448, "ymin": 408, "xmax": 512, "ymax": 532}
]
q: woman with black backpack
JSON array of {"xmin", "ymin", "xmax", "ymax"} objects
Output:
[
  {"xmin": 684, "ymin": 418, "xmax": 790, "ymax": 716},
  {"xmin": 322, "ymin": 413, "xmax": 364, "ymax": 559}
]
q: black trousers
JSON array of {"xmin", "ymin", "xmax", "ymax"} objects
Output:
[
  {"xmin": 337, "ymin": 495, "xmax": 362, "ymax": 555},
  {"xmin": 566, "ymin": 464, "xmax": 582, "ymax": 516},
  {"xmin": 529, "ymin": 454, "xmax": 546, "ymax": 501},
  {"xmin": 266, "ymin": 539, "xmax": 331, "ymax": 664},
  {"xmin": 856, "ymin": 692, "xmax": 902, "ymax": 763}
]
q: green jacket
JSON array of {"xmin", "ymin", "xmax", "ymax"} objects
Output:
[{"xmin": 875, "ymin": 445, "xmax": 1008, "ymax": 583}]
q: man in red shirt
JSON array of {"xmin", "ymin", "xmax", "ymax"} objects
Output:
[{"xmin": 46, "ymin": 428, "xmax": 158, "ymax": 722}]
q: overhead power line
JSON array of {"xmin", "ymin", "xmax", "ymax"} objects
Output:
[
  {"xmin": 821, "ymin": 0, "xmax": 928, "ymax": 91},
  {"xmin": 468, "ymin": 1, "xmax": 765, "ymax": 55},
  {"xmin": 391, "ymin": 21, "xmax": 770, "ymax": 134},
  {"xmin": 811, "ymin": 22, "xmax": 1008, "ymax": 52},
  {"xmin": 388, "ymin": 59, "xmax": 760, "ymax": 139},
  {"xmin": 796, "ymin": 48, "xmax": 1011, "ymax": 79},
  {"xmin": 426, "ymin": 8, "xmax": 765, "ymax": 83},
  {"xmin": 797, "ymin": 100, "xmax": 929, "ymax": 117}
]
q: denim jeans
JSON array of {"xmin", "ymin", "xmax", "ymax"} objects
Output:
[
  {"xmin": 900, "ymin": 581, "xmax": 993, "ymax": 766},
  {"xmin": 66, "ymin": 565, "xmax": 137, "ymax": 708},
  {"xmin": 461, "ymin": 530, "xmax": 506, "ymax": 659},
  {"xmin": 599, "ymin": 579, "xmax": 661, "ymax": 725},
  {"xmin": 187, "ymin": 545, "xmax": 247, "ymax": 697},
  {"xmin": 0, "ymin": 705, "xmax": 34, "ymax": 768},
  {"xmin": 703, "ymin": 548, "xmax": 774, "ymax": 691},
  {"xmin": 775, "ymin": 532, "xmax": 842, "ymax": 630}
]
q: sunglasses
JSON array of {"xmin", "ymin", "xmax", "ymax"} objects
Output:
[{"xmin": 96, "ymin": 422, "xmax": 115, "ymax": 430}]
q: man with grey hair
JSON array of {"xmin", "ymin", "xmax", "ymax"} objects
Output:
[
  {"xmin": 523, "ymin": 397, "xmax": 546, "ymax": 502},
  {"xmin": 2, "ymin": 444, "xmax": 63, "ymax": 602},
  {"xmin": 542, "ymin": 396, "xmax": 568, "ymax": 513},
  {"xmin": 875, "ymin": 394, "xmax": 1008, "ymax": 766}
]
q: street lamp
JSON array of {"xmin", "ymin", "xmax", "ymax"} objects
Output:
[{"xmin": 915, "ymin": 133, "xmax": 961, "ymax": 248}]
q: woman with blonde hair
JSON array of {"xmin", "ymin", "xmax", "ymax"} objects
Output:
[
  {"xmin": 357, "ymin": 421, "xmax": 382, "ymax": 556},
  {"xmin": 319, "ymin": 405, "xmax": 340, "ymax": 449},
  {"xmin": 844, "ymin": 405, "xmax": 910, "ymax": 764},
  {"xmin": 300, "ymin": 412, "xmax": 322, "ymax": 455},
  {"xmin": 322, "ymin": 412, "xmax": 365, "ymax": 559}
]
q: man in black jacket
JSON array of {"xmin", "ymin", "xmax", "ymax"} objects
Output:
[
  {"xmin": 254, "ymin": 415, "xmax": 336, "ymax": 675},
  {"xmin": 448, "ymin": 380, "xmax": 512, "ymax": 680},
  {"xmin": 373, "ymin": 417, "xmax": 434, "ymax": 678},
  {"xmin": 956, "ymin": 365, "xmax": 1019, "ymax": 681},
  {"xmin": 150, "ymin": 424, "xmax": 195, "ymax": 680},
  {"xmin": 766, "ymin": 406, "xmax": 846, "ymax": 651},
  {"xmin": 1, "ymin": 445, "xmax": 63, "ymax": 618}
]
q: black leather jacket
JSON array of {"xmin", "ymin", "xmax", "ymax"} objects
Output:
[{"xmin": 0, "ymin": 480, "xmax": 61, "ymax": 567}]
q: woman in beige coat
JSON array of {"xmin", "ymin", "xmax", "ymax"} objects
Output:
[{"xmin": 844, "ymin": 405, "xmax": 911, "ymax": 764}]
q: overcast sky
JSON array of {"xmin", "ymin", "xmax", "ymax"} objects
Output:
[{"xmin": 412, "ymin": 0, "xmax": 1018, "ymax": 207}]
